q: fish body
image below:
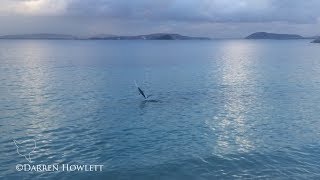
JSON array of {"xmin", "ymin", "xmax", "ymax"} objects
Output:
[{"xmin": 134, "ymin": 80, "xmax": 147, "ymax": 99}]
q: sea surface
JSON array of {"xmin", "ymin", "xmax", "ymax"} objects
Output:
[{"xmin": 1, "ymin": 39, "xmax": 320, "ymax": 179}]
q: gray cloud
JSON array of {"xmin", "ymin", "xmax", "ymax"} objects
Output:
[{"xmin": 64, "ymin": 0, "xmax": 320, "ymax": 24}]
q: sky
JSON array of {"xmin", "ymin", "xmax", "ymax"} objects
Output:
[{"xmin": 0, "ymin": 0, "xmax": 320, "ymax": 38}]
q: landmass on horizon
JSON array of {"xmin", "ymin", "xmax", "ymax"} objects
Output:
[
  {"xmin": 246, "ymin": 32, "xmax": 319, "ymax": 43},
  {"xmin": 0, "ymin": 32, "xmax": 319, "ymax": 42},
  {"xmin": 0, "ymin": 34, "xmax": 77, "ymax": 40},
  {"xmin": 311, "ymin": 37, "xmax": 320, "ymax": 43},
  {"xmin": 246, "ymin": 32, "xmax": 309, "ymax": 40}
]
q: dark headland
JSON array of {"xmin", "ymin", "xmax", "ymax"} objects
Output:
[
  {"xmin": 311, "ymin": 38, "xmax": 320, "ymax": 43},
  {"xmin": 0, "ymin": 33, "xmax": 210, "ymax": 40},
  {"xmin": 246, "ymin": 32, "xmax": 304, "ymax": 40}
]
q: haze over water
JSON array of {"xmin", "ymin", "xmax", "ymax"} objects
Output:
[{"xmin": 1, "ymin": 39, "xmax": 320, "ymax": 179}]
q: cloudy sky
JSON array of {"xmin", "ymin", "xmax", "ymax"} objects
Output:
[{"xmin": 0, "ymin": 0, "xmax": 320, "ymax": 38}]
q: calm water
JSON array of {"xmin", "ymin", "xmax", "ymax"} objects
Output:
[{"xmin": 1, "ymin": 39, "xmax": 320, "ymax": 179}]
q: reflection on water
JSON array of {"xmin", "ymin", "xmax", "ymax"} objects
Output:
[{"xmin": 206, "ymin": 41, "xmax": 260, "ymax": 154}]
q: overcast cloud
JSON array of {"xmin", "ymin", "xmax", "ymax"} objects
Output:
[{"xmin": 0, "ymin": 0, "xmax": 319, "ymax": 38}]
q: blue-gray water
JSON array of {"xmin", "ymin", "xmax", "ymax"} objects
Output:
[{"xmin": 1, "ymin": 39, "xmax": 320, "ymax": 179}]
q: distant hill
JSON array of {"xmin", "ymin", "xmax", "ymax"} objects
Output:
[
  {"xmin": 89, "ymin": 33, "xmax": 210, "ymax": 40},
  {"xmin": 246, "ymin": 32, "xmax": 304, "ymax": 39},
  {"xmin": 311, "ymin": 38, "xmax": 320, "ymax": 43},
  {"xmin": 0, "ymin": 34, "xmax": 77, "ymax": 39}
]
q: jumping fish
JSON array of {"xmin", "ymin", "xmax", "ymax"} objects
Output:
[{"xmin": 134, "ymin": 81, "xmax": 147, "ymax": 99}]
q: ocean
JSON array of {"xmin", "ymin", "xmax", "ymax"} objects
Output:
[{"xmin": 1, "ymin": 39, "xmax": 320, "ymax": 179}]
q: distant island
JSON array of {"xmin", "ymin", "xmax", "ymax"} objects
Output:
[
  {"xmin": 311, "ymin": 38, "xmax": 320, "ymax": 43},
  {"xmin": 0, "ymin": 33, "xmax": 210, "ymax": 40},
  {"xmin": 246, "ymin": 32, "xmax": 304, "ymax": 40},
  {"xmin": 0, "ymin": 33, "xmax": 77, "ymax": 40},
  {"xmin": 89, "ymin": 33, "xmax": 210, "ymax": 40}
]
